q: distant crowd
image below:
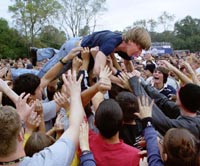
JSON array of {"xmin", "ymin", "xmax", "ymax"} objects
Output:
[{"xmin": 0, "ymin": 27, "xmax": 200, "ymax": 166}]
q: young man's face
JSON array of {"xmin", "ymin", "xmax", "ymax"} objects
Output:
[
  {"xmin": 153, "ymin": 70, "xmax": 164, "ymax": 85},
  {"xmin": 126, "ymin": 41, "xmax": 142, "ymax": 57}
]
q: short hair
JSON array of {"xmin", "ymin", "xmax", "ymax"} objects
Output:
[
  {"xmin": 0, "ymin": 106, "xmax": 21, "ymax": 157},
  {"xmin": 115, "ymin": 91, "xmax": 139, "ymax": 123},
  {"xmin": 179, "ymin": 83, "xmax": 200, "ymax": 113},
  {"xmin": 13, "ymin": 73, "xmax": 40, "ymax": 95},
  {"xmin": 25, "ymin": 132, "xmax": 55, "ymax": 157},
  {"xmin": 122, "ymin": 27, "xmax": 151, "ymax": 50},
  {"xmin": 95, "ymin": 99, "xmax": 123, "ymax": 139},
  {"xmin": 163, "ymin": 128, "xmax": 200, "ymax": 166},
  {"xmin": 154, "ymin": 67, "xmax": 169, "ymax": 84}
]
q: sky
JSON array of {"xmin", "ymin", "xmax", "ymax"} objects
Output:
[{"xmin": 1, "ymin": 0, "xmax": 200, "ymax": 32}]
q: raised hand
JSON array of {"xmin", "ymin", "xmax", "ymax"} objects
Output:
[
  {"xmin": 34, "ymin": 99, "xmax": 43, "ymax": 116},
  {"xmin": 72, "ymin": 56, "xmax": 83, "ymax": 72},
  {"xmin": 99, "ymin": 65, "xmax": 112, "ymax": 79},
  {"xmin": 54, "ymin": 113, "xmax": 64, "ymax": 132},
  {"xmin": 81, "ymin": 47, "xmax": 90, "ymax": 61},
  {"xmin": 54, "ymin": 91, "xmax": 70, "ymax": 110},
  {"xmin": 65, "ymin": 47, "xmax": 83, "ymax": 61},
  {"xmin": 97, "ymin": 66, "xmax": 112, "ymax": 93},
  {"xmin": 135, "ymin": 95, "xmax": 154, "ymax": 119},
  {"xmin": 160, "ymin": 60, "xmax": 174, "ymax": 71},
  {"xmin": 62, "ymin": 70, "xmax": 83, "ymax": 97},
  {"xmin": 106, "ymin": 56, "xmax": 114, "ymax": 69},
  {"xmin": 127, "ymin": 70, "xmax": 141, "ymax": 78},
  {"xmin": 117, "ymin": 72, "xmax": 132, "ymax": 91},
  {"xmin": 16, "ymin": 92, "xmax": 35, "ymax": 122},
  {"xmin": 26, "ymin": 111, "xmax": 41, "ymax": 133}
]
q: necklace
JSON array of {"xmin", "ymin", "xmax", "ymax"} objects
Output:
[{"xmin": 0, "ymin": 156, "xmax": 25, "ymax": 165}]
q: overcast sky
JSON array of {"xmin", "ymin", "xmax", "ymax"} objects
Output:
[{"xmin": 1, "ymin": 0, "xmax": 200, "ymax": 31}]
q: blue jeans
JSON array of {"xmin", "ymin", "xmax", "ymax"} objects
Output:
[
  {"xmin": 37, "ymin": 37, "xmax": 82, "ymax": 78},
  {"xmin": 11, "ymin": 68, "xmax": 39, "ymax": 80},
  {"xmin": 37, "ymin": 48, "xmax": 59, "ymax": 62}
]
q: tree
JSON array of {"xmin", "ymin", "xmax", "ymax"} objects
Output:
[
  {"xmin": 38, "ymin": 25, "xmax": 66, "ymax": 49},
  {"xmin": 158, "ymin": 11, "xmax": 175, "ymax": 31},
  {"xmin": 174, "ymin": 16, "xmax": 200, "ymax": 51},
  {"xmin": 59, "ymin": 0, "xmax": 107, "ymax": 37},
  {"xmin": 0, "ymin": 18, "xmax": 27, "ymax": 59},
  {"xmin": 147, "ymin": 19, "xmax": 157, "ymax": 32},
  {"xmin": 174, "ymin": 16, "xmax": 200, "ymax": 38},
  {"xmin": 9, "ymin": 0, "xmax": 61, "ymax": 46},
  {"xmin": 133, "ymin": 19, "xmax": 147, "ymax": 29}
]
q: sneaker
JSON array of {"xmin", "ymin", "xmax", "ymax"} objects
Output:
[{"xmin": 30, "ymin": 47, "xmax": 38, "ymax": 66}]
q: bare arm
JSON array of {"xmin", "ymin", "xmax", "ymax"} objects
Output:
[
  {"xmin": 60, "ymin": 71, "xmax": 84, "ymax": 147},
  {"xmin": 93, "ymin": 51, "xmax": 107, "ymax": 76},
  {"xmin": 81, "ymin": 66, "xmax": 112, "ymax": 107},
  {"xmin": 183, "ymin": 61, "xmax": 200, "ymax": 85},
  {"xmin": 161, "ymin": 60, "xmax": 192, "ymax": 84},
  {"xmin": 0, "ymin": 78, "xmax": 18, "ymax": 104}
]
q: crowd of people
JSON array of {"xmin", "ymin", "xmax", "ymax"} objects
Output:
[{"xmin": 0, "ymin": 27, "xmax": 200, "ymax": 166}]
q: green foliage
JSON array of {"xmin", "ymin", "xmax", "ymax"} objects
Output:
[
  {"xmin": 38, "ymin": 25, "xmax": 66, "ymax": 49},
  {"xmin": 8, "ymin": 0, "xmax": 61, "ymax": 46},
  {"xmin": 133, "ymin": 15, "xmax": 200, "ymax": 52},
  {"xmin": 0, "ymin": 18, "xmax": 27, "ymax": 59},
  {"xmin": 173, "ymin": 16, "xmax": 200, "ymax": 51}
]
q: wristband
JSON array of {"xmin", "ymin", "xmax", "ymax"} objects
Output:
[
  {"xmin": 82, "ymin": 150, "xmax": 91, "ymax": 155},
  {"xmin": 59, "ymin": 58, "xmax": 67, "ymax": 65}
]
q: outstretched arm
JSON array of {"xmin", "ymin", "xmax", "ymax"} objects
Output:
[
  {"xmin": 60, "ymin": 70, "xmax": 84, "ymax": 147},
  {"xmin": 161, "ymin": 60, "xmax": 192, "ymax": 84},
  {"xmin": 40, "ymin": 47, "xmax": 83, "ymax": 90},
  {"xmin": 0, "ymin": 78, "xmax": 18, "ymax": 104}
]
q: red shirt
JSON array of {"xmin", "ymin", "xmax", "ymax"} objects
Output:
[{"xmin": 89, "ymin": 131, "xmax": 140, "ymax": 166}]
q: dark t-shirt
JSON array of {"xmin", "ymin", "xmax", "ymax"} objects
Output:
[
  {"xmin": 81, "ymin": 30, "xmax": 131, "ymax": 60},
  {"xmin": 119, "ymin": 122, "xmax": 143, "ymax": 150}
]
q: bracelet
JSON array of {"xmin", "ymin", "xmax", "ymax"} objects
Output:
[
  {"xmin": 59, "ymin": 58, "xmax": 67, "ymax": 65},
  {"xmin": 82, "ymin": 150, "xmax": 91, "ymax": 155}
]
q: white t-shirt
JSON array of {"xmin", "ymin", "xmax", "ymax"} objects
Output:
[{"xmin": 20, "ymin": 137, "xmax": 75, "ymax": 166}]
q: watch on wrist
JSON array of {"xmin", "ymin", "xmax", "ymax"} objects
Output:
[
  {"xmin": 59, "ymin": 58, "xmax": 67, "ymax": 65},
  {"xmin": 147, "ymin": 121, "xmax": 152, "ymax": 127}
]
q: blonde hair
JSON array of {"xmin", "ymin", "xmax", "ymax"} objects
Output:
[
  {"xmin": 122, "ymin": 27, "xmax": 151, "ymax": 50},
  {"xmin": 0, "ymin": 106, "xmax": 21, "ymax": 157}
]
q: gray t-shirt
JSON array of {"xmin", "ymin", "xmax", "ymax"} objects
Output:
[{"xmin": 19, "ymin": 137, "xmax": 75, "ymax": 166}]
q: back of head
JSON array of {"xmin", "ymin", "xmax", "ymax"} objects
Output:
[
  {"xmin": 95, "ymin": 99, "xmax": 123, "ymax": 139},
  {"xmin": 25, "ymin": 131, "xmax": 55, "ymax": 157},
  {"xmin": 13, "ymin": 73, "xmax": 40, "ymax": 96},
  {"xmin": 179, "ymin": 83, "xmax": 200, "ymax": 113},
  {"xmin": 122, "ymin": 27, "xmax": 151, "ymax": 50},
  {"xmin": 0, "ymin": 106, "xmax": 21, "ymax": 157},
  {"xmin": 163, "ymin": 128, "xmax": 200, "ymax": 166},
  {"xmin": 115, "ymin": 91, "xmax": 139, "ymax": 123}
]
